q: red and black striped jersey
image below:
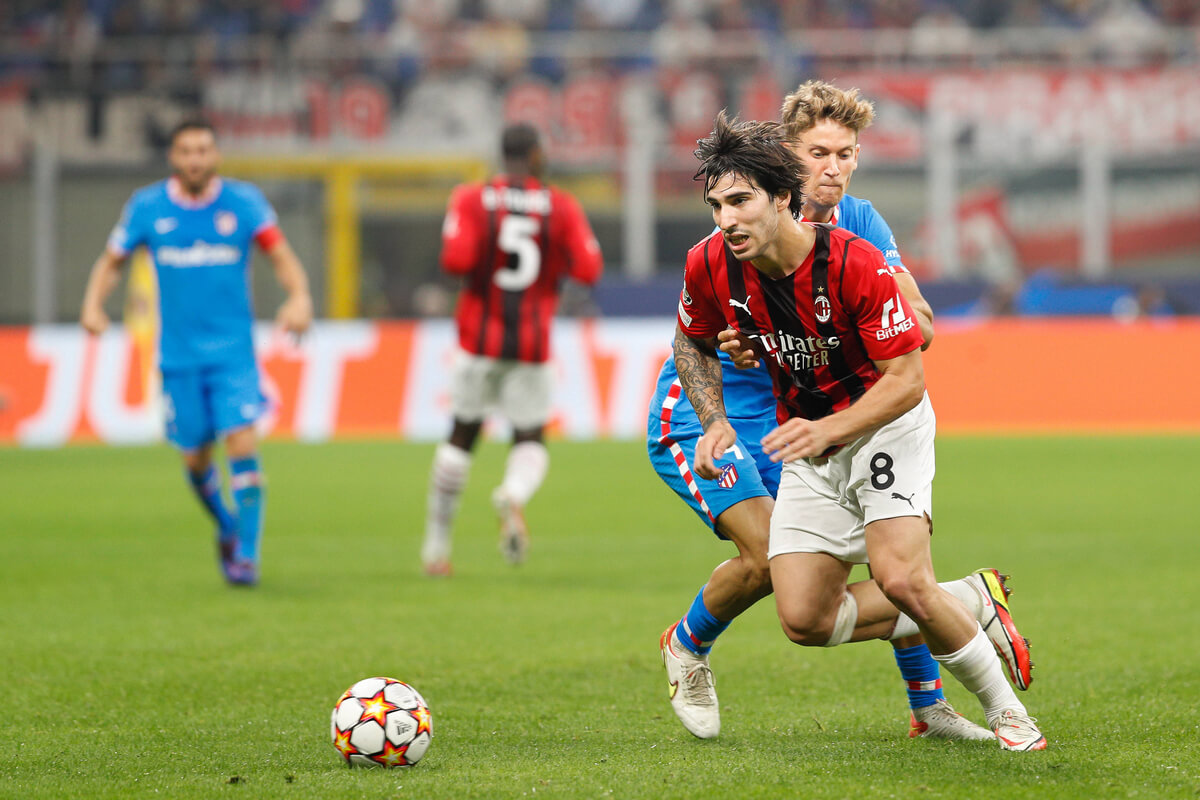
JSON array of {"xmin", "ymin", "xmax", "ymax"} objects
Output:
[
  {"xmin": 440, "ymin": 175, "xmax": 603, "ymax": 363},
  {"xmin": 677, "ymin": 223, "xmax": 924, "ymax": 423}
]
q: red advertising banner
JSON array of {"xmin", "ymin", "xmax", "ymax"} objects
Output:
[{"xmin": 2, "ymin": 318, "xmax": 1197, "ymax": 447}]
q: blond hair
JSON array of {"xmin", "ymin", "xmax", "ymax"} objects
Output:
[{"xmin": 781, "ymin": 80, "xmax": 875, "ymax": 139}]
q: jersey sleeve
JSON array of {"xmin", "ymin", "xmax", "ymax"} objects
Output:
[
  {"xmin": 439, "ymin": 185, "xmax": 483, "ymax": 276},
  {"xmin": 842, "ymin": 240, "xmax": 923, "ymax": 360},
  {"xmin": 555, "ymin": 192, "xmax": 603, "ymax": 286},
  {"xmin": 106, "ymin": 196, "xmax": 150, "ymax": 257},
  {"xmin": 677, "ymin": 245, "xmax": 725, "ymax": 339},
  {"xmin": 242, "ymin": 185, "xmax": 283, "ymax": 250},
  {"xmin": 855, "ymin": 201, "xmax": 907, "ymax": 275}
]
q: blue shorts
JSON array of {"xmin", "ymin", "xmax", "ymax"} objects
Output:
[
  {"xmin": 161, "ymin": 362, "xmax": 267, "ymax": 451},
  {"xmin": 646, "ymin": 402, "xmax": 781, "ymax": 539}
]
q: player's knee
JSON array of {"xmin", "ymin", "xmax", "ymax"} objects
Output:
[
  {"xmin": 875, "ymin": 570, "xmax": 937, "ymax": 621},
  {"xmin": 746, "ymin": 559, "xmax": 771, "ymax": 594},
  {"xmin": 777, "ymin": 607, "xmax": 833, "ymax": 647}
]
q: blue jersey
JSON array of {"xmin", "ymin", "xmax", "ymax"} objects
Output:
[
  {"xmin": 107, "ymin": 177, "xmax": 279, "ymax": 371},
  {"xmin": 651, "ymin": 193, "xmax": 906, "ymax": 421}
]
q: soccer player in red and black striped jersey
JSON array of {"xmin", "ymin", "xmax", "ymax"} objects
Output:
[
  {"xmin": 674, "ymin": 112, "xmax": 1046, "ymax": 751},
  {"xmin": 421, "ymin": 123, "xmax": 603, "ymax": 575}
]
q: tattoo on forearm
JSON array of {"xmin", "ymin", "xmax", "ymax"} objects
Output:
[{"xmin": 673, "ymin": 326, "xmax": 727, "ymax": 431}]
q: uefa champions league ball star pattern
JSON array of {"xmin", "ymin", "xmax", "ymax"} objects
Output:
[{"xmin": 330, "ymin": 677, "xmax": 433, "ymax": 767}]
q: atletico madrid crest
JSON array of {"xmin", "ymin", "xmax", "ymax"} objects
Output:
[
  {"xmin": 215, "ymin": 211, "xmax": 238, "ymax": 236},
  {"xmin": 717, "ymin": 463, "xmax": 739, "ymax": 489}
]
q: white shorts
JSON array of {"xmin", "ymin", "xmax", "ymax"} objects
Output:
[
  {"xmin": 450, "ymin": 350, "xmax": 553, "ymax": 431},
  {"xmin": 768, "ymin": 393, "xmax": 936, "ymax": 564}
]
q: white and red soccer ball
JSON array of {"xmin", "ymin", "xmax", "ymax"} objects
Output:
[{"xmin": 330, "ymin": 677, "xmax": 433, "ymax": 768}]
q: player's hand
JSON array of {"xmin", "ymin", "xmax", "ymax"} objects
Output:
[
  {"xmin": 761, "ymin": 418, "xmax": 835, "ymax": 463},
  {"xmin": 80, "ymin": 305, "xmax": 110, "ymax": 336},
  {"xmin": 717, "ymin": 327, "xmax": 760, "ymax": 369},
  {"xmin": 276, "ymin": 292, "xmax": 313, "ymax": 337},
  {"xmin": 694, "ymin": 419, "xmax": 738, "ymax": 480}
]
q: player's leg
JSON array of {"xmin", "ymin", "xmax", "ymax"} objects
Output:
[
  {"xmin": 163, "ymin": 368, "xmax": 237, "ymax": 578},
  {"xmin": 865, "ymin": 519, "xmax": 1044, "ymax": 750},
  {"xmin": 492, "ymin": 426, "xmax": 545, "ymax": 565},
  {"xmin": 223, "ymin": 424, "xmax": 263, "ymax": 585},
  {"xmin": 492, "ymin": 360, "xmax": 552, "ymax": 565},
  {"xmin": 647, "ymin": 401, "xmax": 775, "ymax": 738},
  {"xmin": 209, "ymin": 362, "xmax": 271, "ymax": 586},
  {"xmin": 656, "ymin": 496, "xmax": 772, "ymax": 739},
  {"xmin": 422, "ymin": 419, "xmax": 481, "ymax": 575},
  {"xmin": 771, "ymin": 454, "xmax": 992, "ymax": 741},
  {"xmin": 421, "ymin": 351, "xmax": 491, "ymax": 575}
]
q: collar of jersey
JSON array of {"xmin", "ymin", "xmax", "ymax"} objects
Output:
[
  {"xmin": 167, "ymin": 176, "xmax": 223, "ymax": 209},
  {"xmin": 800, "ymin": 205, "xmax": 838, "ymax": 226}
]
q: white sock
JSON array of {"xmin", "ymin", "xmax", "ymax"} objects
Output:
[
  {"xmin": 890, "ymin": 579, "xmax": 982, "ymax": 639},
  {"xmin": 422, "ymin": 443, "xmax": 471, "ymax": 563},
  {"xmin": 823, "ymin": 591, "xmax": 858, "ymax": 647},
  {"xmin": 497, "ymin": 441, "xmax": 549, "ymax": 506},
  {"xmin": 941, "ymin": 577, "xmax": 984, "ymax": 619},
  {"xmin": 933, "ymin": 626, "xmax": 1025, "ymax": 721}
]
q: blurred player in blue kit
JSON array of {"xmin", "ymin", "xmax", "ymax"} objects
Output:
[
  {"xmin": 80, "ymin": 120, "xmax": 313, "ymax": 586},
  {"xmin": 648, "ymin": 83, "xmax": 1034, "ymax": 741}
]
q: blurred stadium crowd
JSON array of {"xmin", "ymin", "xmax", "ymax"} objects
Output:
[{"xmin": 2, "ymin": 0, "xmax": 1196, "ymax": 91}]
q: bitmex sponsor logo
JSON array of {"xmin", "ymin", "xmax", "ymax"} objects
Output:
[
  {"xmin": 877, "ymin": 293, "xmax": 914, "ymax": 341},
  {"xmin": 156, "ymin": 242, "xmax": 242, "ymax": 268}
]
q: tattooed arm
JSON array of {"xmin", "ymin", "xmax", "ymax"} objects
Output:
[{"xmin": 674, "ymin": 323, "xmax": 738, "ymax": 480}]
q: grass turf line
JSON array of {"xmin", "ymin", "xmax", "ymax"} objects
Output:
[{"xmin": 0, "ymin": 437, "xmax": 1197, "ymax": 799}]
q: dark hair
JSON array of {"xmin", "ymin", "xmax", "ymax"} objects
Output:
[
  {"xmin": 501, "ymin": 123, "xmax": 541, "ymax": 161},
  {"xmin": 169, "ymin": 118, "xmax": 217, "ymax": 146},
  {"xmin": 693, "ymin": 110, "xmax": 806, "ymax": 217}
]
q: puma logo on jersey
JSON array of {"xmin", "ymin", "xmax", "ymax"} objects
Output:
[
  {"xmin": 728, "ymin": 295, "xmax": 752, "ymax": 314},
  {"xmin": 891, "ymin": 491, "xmax": 915, "ymax": 508}
]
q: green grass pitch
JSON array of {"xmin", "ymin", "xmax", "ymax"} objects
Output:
[{"xmin": 1, "ymin": 436, "xmax": 1197, "ymax": 799}]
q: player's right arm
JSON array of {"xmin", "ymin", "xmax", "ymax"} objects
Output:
[
  {"xmin": 674, "ymin": 247, "xmax": 738, "ymax": 479},
  {"xmin": 82, "ymin": 197, "xmax": 144, "ymax": 335},
  {"xmin": 439, "ymin": 185, "xmax": 483, "ymax": 277},
  {"xmin": 80, "ymin": 249, "xmax": 127, "ymax": 335},
  {"xmin": 674, "ymin": 324, "xmax": 737, "ymax": 480}
]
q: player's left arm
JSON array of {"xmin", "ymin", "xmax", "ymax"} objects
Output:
[
  {"xmin": 559, "ymin": 193, "xmax": 603, "ymax": 286},
  {"xmin": 894, "ymin": 272, "xmax": 934, "ymax": 350},
  {"xmin": 859, "ymin": 205, "xmax": 934, "ymax": 349},
  {"xmin": 761, "ymin": 348, "xmax": 924, "ymax": 463},
  {"xmin": 263, "ymin": 236, "xmax": 313, "ymax": 335}
]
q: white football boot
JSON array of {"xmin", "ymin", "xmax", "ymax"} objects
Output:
[
  {"xmin": 908, "ymin": 699, "xmax": 995, "ymax": 741},
  {"xmin": 492, "ymin": 488, "xmax": 529, "ymax": 565},
  {"xmin": 989, "ymin": 708, "xmax": 1047, "ymax": 751},
  {"xmin": 660, "ymin": 623, "xmax": 719, "ymax": 739}
]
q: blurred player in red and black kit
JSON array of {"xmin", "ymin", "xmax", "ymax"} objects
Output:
[{"xmin": 421, "ymin": 123, "xmax": 603, "ymax": 575}]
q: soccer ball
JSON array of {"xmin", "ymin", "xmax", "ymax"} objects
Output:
[{"xmin": 330, "ymin": 677, "xmax": 433, "ymax": 768}]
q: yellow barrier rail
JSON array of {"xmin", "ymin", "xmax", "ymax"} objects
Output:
[{"xmin": 222, "ymin": 155, "xmax": 488, "ymax": 318}]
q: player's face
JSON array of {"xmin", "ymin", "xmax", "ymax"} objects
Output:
[
  {"xmin": 706, "ymin": 172, "xmax": 786, "ymax": 261},
  {"xmin": 789, "ymin": 119, "xmax": 859, "ymax": 211},
  {"xmin": 169, "ymin": 129, "xmax": 220, "ymax": 195}
]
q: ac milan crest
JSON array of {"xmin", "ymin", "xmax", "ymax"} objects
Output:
[{"xmin": 814, "ymin": 294, "xmax": 832, "ymax": 323}]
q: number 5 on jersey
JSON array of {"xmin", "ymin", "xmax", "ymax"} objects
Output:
[{"xmin": 495, "ymin": 215, "xmax": 541, "ymax": 291}]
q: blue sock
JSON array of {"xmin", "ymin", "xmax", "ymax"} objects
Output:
[
  {"xmin": 893, "ymin": 644, "xmax": 945, "ymax": 710},
  {"xmin": 674, "ymin": 587, "xmax": 730, "ymax": 656},
  {"xmin": 187, "ymin": 465, "xmax": 236, "ymax": 541},
  {"xmin": 229, "ymin": 456, "xmax": 265, "ymax": 563}
]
